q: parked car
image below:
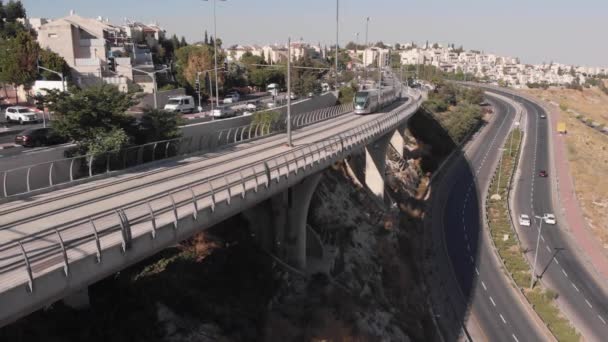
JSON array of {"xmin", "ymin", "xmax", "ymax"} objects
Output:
[
  {"xmin": 519, "ymin": 214, "xmax": 531, "ymax": 227},
  {"xmin": 289, "ymin": 93, "xmax": 298, "ymax": 100},
  {"xmin": 5, "ymin": 106, "xmax": 39, "ymax": 124},
  {"xmin": 540, "ymin": 114, "xmax": 547, "ymax": 119},
  {"xmin": 245, "ymin": 103, "xmax": 257, "ymax": 110},
  {"xmin": 14, "ymin": 127, "xmax": 67, "ymax": 147},
  {"xmin": 544, "ymin": 214, "xmax": 556, "ymax": 225},
  {"xmin": 538, "ymin": 170, "xmax": 548, "ymax": 177},
  {"xmin": 164, "ymin": 96, "xmax": 195, "ymax": 113}
]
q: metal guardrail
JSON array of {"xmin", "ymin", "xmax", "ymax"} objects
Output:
[
  {"xmin": 0, "ymin": 90, "xmax": 422, "ymax": 294},
  {"xmin": 0, "ymin": 103, "xmax": 354, "ymax": 200}
]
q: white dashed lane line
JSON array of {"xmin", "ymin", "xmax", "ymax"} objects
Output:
[
  {"xmin": 572, "ymin": 283, "xmax": 580, "ymax": 292},
  {"xmin": 562, "ymin": 269, "xmax": 568, "ymax": 277},
  {"xmin": 585, "ymin": 299, "xmax": 593, "ymax": 309},
  {"xmin": 489, "ymin": 296, "xmax": 497, "ymax": 307},
  {"xmin": 500, "ymin": 314, "xmax": 507, "ymax": 324},
  {"xmin": 482, "ymin": 281, "xmax": 488, "ymax": 291},
  {"xmin": 545, "ymin": 245, "xmax": 551, "ymax": 252},
  {"xmin": 600, "ymin": 316, "xmax": 607, "ymax": 325},
  {"xmin": 512, "ymin": 334, "xmax": 520, "ymax": 342},
  {"xmin": 475, "ymin": 268, "xmax": 480, "ymax": 276}
]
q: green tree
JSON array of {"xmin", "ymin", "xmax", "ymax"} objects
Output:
[
  {"xmin": 0, "ymin": 31, "xmax": 39, "ymax": 98},
  {"xmin": 174, "ymin": 44, "xmax": 224, "ymax": 93},
  {"xmin": 38, "ymin": 49, "xmax": 70, "ymax": 81},
  {"xmin": 44, "ymin": 84, "xmax": 136, "ymax": 154},
  {"xmin": 180, "ymin": 36, "xmax": 187, "ymax": 47},
  {"xmin": 338, "ymin": 84, "xmax": 357, "ymax": 104},
  {"xmin": 137, "ymin": 108, "xmax": 182, "ymax": 143},
  {"xmin": 204, "ymin": 30, "xmax": 209, "ymax": 45},
  {"xmin": 4, "ymin": 0, "xmax": 25, "ymax": 22}
]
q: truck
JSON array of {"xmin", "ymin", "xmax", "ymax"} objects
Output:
[{"xmin": 164, "ymin": 96, "xmax": 195, "ymax": 113}]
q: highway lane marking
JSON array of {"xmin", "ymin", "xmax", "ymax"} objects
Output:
[
  {"xmin": 489, "ymin": 296, "xmax": 496, "ymax": 307},
  {"xmin": 481, "ymin": 281, "xmax": 487, "ymax": 290},
  {"xmin": 599, "ymin": 315, "xmax": 606, "ymax": 325},
  {"xmin": 572, "ymin": 283, "xmax": 580, "ymax": 292},
  {"xmin": 512, "ymin": 334, "xmax": 520, "ymax": 342},
  {"xmin": 499, "ymin": 313, "xmax": 507, "ymax": 324},
  {"xmin": 562, "ymin": 269, "xmax": 568, "ymax": 277},
  {"xmin": 467, "ymin": 244, "xmax": 471, "ymax": 252},
  {"xmin": 540, "ymin": 235, "xmax": 545, "ymax": 242},
  {"xmin": 470, "ymin": 255, "xmax": 474, "ymax": 262},
  {"xmin": 545, "ymin": 245, "xmax": 551, "ymax": 252},
  {"xmin": 464, "ymin": 233, "xmax": 468, "ymax": 241},
  {"xmin": 475, "ymin": 268, "xmax": 480, "ymax": 276},
  {"xmin": 554, "ymin": 258, "xmax": 559, "ymax": 265},
  {"xmin": 585, "ymin": 299, "xmax": 593, "ymax": 308}
]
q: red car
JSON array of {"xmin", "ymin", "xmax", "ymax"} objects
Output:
[{"xmin": 538, "ymin": 170, "xmax": 548, "ymax": 177}]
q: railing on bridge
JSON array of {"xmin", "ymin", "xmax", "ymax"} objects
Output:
[
  {"xmin": 0, "ymin": 103, "xmax": 353, "ymax": 200},
  {"xmin": 0, "ymin": 90, "xmax": 422, "ymax": 295}
]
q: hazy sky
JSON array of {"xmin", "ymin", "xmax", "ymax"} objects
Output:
[{"xmin": 21, "ymin": 0, "xmax": 607, "ymax": 67}]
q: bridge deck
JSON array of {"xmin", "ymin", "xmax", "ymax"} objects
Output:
[{"xmin": 0, "ymin": 106, "xmax": 402, "ymax": 292}]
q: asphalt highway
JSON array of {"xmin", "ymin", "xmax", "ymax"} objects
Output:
[
  {"xmin": 505, "ymin": 92, "xmax": 608, "ymax": 340},
  {"xmin": 435, "ymin": 94, "xmax": 545, "ymax": 341}
]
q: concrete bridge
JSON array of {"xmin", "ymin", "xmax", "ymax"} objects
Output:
[{"xmin": 0, "ymin": 87, "xmax": 423, "ymax": 326}]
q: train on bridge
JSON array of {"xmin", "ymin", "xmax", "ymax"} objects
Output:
[{"xmin": 353, "ymin": 87, "xmax": 399, "ymax": 115}]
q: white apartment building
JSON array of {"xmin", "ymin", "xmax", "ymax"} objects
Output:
[
  {"xmin": 37, "ymin": 12, "xmax": 161, "ymax": 91},
  {"xmin": 362, "ymin": 48, "xmax": 390, "ymax": 67}
]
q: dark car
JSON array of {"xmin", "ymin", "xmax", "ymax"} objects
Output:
[
  {"xmin": 538, "ymin": 170, "xmax": 548, "ymax": 177},
  {"xmin": 15, "ymin": 128, "xmax": 67, "ymax": 147}
]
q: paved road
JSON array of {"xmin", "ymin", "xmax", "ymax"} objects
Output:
[
  {"xmin": 508, "ymin": 94, "xmax": 608, "ymax": 340},
  {"xmin": 437, "ymin": 95, "xmax": 545, "ymax": 342}
]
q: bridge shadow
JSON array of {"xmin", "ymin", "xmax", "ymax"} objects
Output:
[{"xmin": 406, "ymin": 105, "xmax": 484, "ymax": 340}]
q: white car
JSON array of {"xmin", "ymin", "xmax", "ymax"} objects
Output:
[
  {"xmin": 544, "ymin": 214, "xmax": 557, "ymax": 225},
  {"xmin": 5, "ymin": 106, "xmax": 39, "ymax": 124},
  {"xmin": 245, "ymin": 103, "xmax": 257, "ymax": 110},
  {"xmin": 223, "ymin": 93, "xmax": 240, "ymax": 104},
  {"xmin": 519, "ymin": 214, "xmax": 531, "ymax": 226}
]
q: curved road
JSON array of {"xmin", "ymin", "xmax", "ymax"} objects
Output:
[
  {"xmin": 431, "ymin": 94, "xmax": 545, "ymax": 341},
  {"xmin": 507, "ymin": 92, "xmax": 608, "ymax": 340}
]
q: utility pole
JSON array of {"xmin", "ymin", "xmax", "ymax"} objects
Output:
[
  {"xmin": 531, "ymin": 215, "xmax": 545, "ymax": 288},
  {"xmin": 287, "ymin": 37, "xmax": 292, "ymax": 147},
  {"xmin": 196, "ymin": 72, "xmax": 202, "ymax": 113},
  {"xmin": 37, "ymin": 61, "xmax": 66, "ymax": 92}
]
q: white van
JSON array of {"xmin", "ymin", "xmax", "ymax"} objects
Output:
[
  {"xmin": 164, "ymin": 96, "xmax": 195, "ymax": 113},
  {"xmin": 266, "ymin": 83, "xmax": 279, "ymax": 95}
]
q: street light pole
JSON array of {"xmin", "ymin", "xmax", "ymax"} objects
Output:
[
  {"xmin": 364, "ymin": 17, "xmax": 370, "ymax": 82},
  {"xmin": 531, "ymin": 215, "xmax": 545, "ymax": 288},
  {"xmin": 287, "ymin": 37, "xmax": 292, "ymax": 147},
  {"xmin": 335, "ymin": 0, "xmax": 339, "ymax": 89},
  {"xmin": 204, "ymin": 0, "xmax": 226, "ymax": 108},
  {"xmin": 129, "ymin": 66, "xmax": 170, "ymax": 109}
]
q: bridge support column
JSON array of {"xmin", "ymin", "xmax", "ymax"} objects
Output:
[
  {"xmin": 364, "ymin": 130, "xmax": 394, "ymax": 200},
  {"xmin": 63, "ymin": 287, "xmax": 89, "ymax": 310},
  {"xmin": 244, "ymin": 172, "xmax": 323, "ymax": 270},
  {"xmin": 281, "ymin": 172, "xmax": 323, "ymax": 269},
  {"xmin": 390, "ymin": 125, "xmax": 407, "ymax": 159}
]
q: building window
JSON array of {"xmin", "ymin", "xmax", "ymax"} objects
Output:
[{"xmin": 48, "ymin": 33, "xmax": 58, "ymax": 38}]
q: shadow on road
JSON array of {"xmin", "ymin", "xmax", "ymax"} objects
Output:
[{"xmin": 408, "ymin": 106, "xmax": 484, "ymax": 340}]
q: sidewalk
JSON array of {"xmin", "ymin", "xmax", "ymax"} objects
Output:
[{"xmin": 547, "ymin": 102, "xmax": 608, "ymax": 281}]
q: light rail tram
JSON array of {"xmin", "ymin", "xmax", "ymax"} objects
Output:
[{"xmin": 353, "ymin": 87, "xmax": 398, "ymax": 114}]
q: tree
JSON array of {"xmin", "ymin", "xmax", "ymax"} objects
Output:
[
  {"xmin": 204, "ymin": 30, "xmax": 209, "ymax": 45},
  {"xmin": 0, "ymin": 31, "xmax": 39, "ymax": 98},
  {"xmin": 44, "ymin": 84, "xmax": 136, "ymax": 154},
  {"xmin": 38, "ymin": 49, "xmax": 70, "ymax": 81},
  {"xmin": 209, "ymin": 36, "xmax": 215, "ymax": 47},
  {"xmin": 180, "ymin": 36, "xmax": 187, "ymax": 47},
  {"xmin": 4, "ymin": 0, "xmax": 25, "ymax": 22},
  {"xmin": 175, "ymin": 44, "xmax": 225, "ymax": 94},
  {"xmin": 170, "ymin": 34, "xmax": 180, "ymax": 49},
  {"xmin": 374, "ymin": 41, "xmax": 386, "ymax": 49},
  {"xmin": 136, "ymin": 108, "xmax": 182, "ymax": 144},
  {"xmin": 395, "ymin": 43, "xmax": 401, "ymax": 50}
]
